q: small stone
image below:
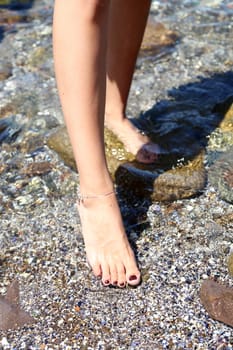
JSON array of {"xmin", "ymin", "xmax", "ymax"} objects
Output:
[
  {"xmin": 140, "ymin": 20, "xmax": 179, "ymax": 57},
  {"xmin": 200, "ymin": 279, "xmax": 233, "ymax": 327}
]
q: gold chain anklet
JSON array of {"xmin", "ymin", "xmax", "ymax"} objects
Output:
[{"xmin": 77, "ymin": 189, "xmax": 115, "ymax": 205}]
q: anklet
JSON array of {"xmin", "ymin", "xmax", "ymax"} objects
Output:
[{"xmin": 77, "ymin": 189, "xmax": 115, "ymax": 205}]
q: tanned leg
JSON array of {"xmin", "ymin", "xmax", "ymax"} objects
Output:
[
  {"xmin": 53, "ymin": 0, "xmax": 140, "ymax": 287},
  {"xmin": 105, "ymin": 0, "xmax": 160, "ymax": 163}
]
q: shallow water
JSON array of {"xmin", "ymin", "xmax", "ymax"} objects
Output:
[{"xmin": 0, "ymin": 0, "xmax": 233, "ymax": 349}]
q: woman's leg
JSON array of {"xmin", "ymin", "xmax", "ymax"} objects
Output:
[
  {"xmin": 105, "ymin": 0, "xmax": 160, "ymax": 163},
  {"xmin": 53, "ymin": 0, "xmax": 140, "ymax": 287}
]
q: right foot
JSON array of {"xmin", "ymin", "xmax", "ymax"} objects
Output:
[
  {"xmin": 77, "ymin": 190, "xmax": 141, "ymax": 287},
  {"xmin": 105, "ymin": 116, "xmax": 162, "ymax": 164}
]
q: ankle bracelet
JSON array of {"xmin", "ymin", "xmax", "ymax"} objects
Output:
[{"xmin": 77, "ymin": 189, "xmax": 115, "ymax": 205}]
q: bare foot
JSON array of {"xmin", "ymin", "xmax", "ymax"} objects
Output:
[
  {"xmin": 77, "ymin": 191, "xmax": 140, "ymax": 288},
  {"xmin": 105, "ymin": 116, "xmax": 161, "ymax": 164}
]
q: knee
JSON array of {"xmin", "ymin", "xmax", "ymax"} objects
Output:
[{"xmin": 83, "ymin": 0, "xmax": 109, "ymax": 22}]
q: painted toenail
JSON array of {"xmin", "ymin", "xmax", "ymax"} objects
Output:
[
  {"xmin": 119, "ymin": 282, "xmax": 125, "ymax": 287},
  {"xmin": 104, "ymin": 280, "xmax": 110, "ymax": 285},
  {"xmin": 112, "ymin": 281, "xmax": 117, "ymax": 285},
  {"xmin": 129, "ymin": 275, "xmax": 137, "ymax": 281}
]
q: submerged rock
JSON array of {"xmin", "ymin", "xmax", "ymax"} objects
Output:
[
  {"xmin": 140, "ymin": 20, "xmax": 179, "ymax": 58},
  {"xmin": 46, "ymin": 127, "xmax": 76, "ymax": 171},
  {"xmin": 200, "ymin": 279, "xmax": 233, "ymax": 328},
  {"xmin": 0, "ymin": 279, "xmax": 35, "ymax": 331},
  {"xmin": 209, "ymin": 147, "xmax": 233, "ymax": 203},
  {"xmin": 0, "ymin": 116, "xmax": 21, "ymax": 143}
]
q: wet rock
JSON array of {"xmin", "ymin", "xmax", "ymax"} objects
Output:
[
  {"xmin": 200, "ymin": 279, "xmax": 233, "ymax": 328},
  {"xmin": 219, "ymin": 100, "xmax": 233, "ymax": 132},
  {"xmin": 116, "ymin": 151, "xmax": 206, "ymax": 201},
  {"xmin": 0, "ymin": 279, "xmax": 35, "ymax": 331},
  {"xmin": 214, "ymin": 212, "xmax": 233, "ymax": 228},
  {"xmin": 0, "ymin": 62, "xmax": 12, "ymax": 81},
  {"xmin": 209, "ymin": 147, "xmax": 233, "ymax": 203},
  {"xmin": 46, "ymin": 127, "xmax": 76, "ymax": 171},
  {"xmin": 228, "ymin": 253, "xmax": 233, "ymax": 277},
  {"xmin": 47, "ymin": 126, "xmax": 206, "ymax": 201},
  {"xmin": 140, "ymin": 20, "xmax": 179, "ymax": 57},
  {"xmin": 22, "ymin": 161, "xmax": 53, "ymax": 176},
  {"xmin": 0, "ymin": 116, "xmax": 21, "ymax": 143}
]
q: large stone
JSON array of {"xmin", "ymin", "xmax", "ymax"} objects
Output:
[
  {"xmin": 115, "ymin": 151, "xmax": 206, "ymax": 201},
  {"xmin": 200, "ymin": 279, "xmax": 233, "ymax": 328}
]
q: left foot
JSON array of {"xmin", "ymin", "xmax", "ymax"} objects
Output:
[{"xmin": 105, "ymin": 115, "xmax": 161, "ymax": 164}]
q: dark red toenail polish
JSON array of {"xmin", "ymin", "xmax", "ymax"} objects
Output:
[
  {"xmin": 104, "ymin": 280, "xmax": 110, "ymax": 285},
  {"xmin": 113, "ymin": 281, "xmax": 117, "ymax": 285},
  {"xmin": 129, "ymin": 275, "xmax": 137, "ymax": 281},
  {"xmin": 119, "ymin": 282, "xmax": 125, "ymax": 287}
]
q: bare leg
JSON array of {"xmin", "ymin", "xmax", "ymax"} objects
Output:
[
  {"xmin": 105, "ymin": 0, "xmax": 160, "ymax": 163},
  {"xmin": 53, "ymin": 0, "xmax": 140, "ymax": 287}
]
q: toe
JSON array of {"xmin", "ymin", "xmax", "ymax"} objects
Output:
[
  {"xmin": 117, "ymin": 263, "xmax": 126, "ymax": 288},
  {"xmin": 101, "ymin": 260, "xmax": 111, "ymax": 286},
  {"xmin": 109, "ymin": 264, "xmax": 118, "ymax": 286},
  {"xmin": 91, "ymin": 263, "xmax": 102, "ymax": 278},
  {"xmin": 126, "ymin": 271, "xmax": 141, "ymax": 286},
  {"xmin": 136, "ymin": 142, "xmax": 160, "ymax": 164}
]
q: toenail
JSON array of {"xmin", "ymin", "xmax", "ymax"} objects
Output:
[
  {"xmin": 129, "ymin": 275, "xmax": 137, "ymax": 281},
  {"xmin": 104, "ymin": 280, "xmax": 110, "ymax": 285},
  {"xmin": 119, "ymin": 282, "xmax": 125, "ymax": 287},
  {"xmin": 112, "ymin": 281, "xmax": 117, "ymax": 285}
]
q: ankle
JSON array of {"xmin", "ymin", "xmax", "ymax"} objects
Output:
[
  {"xmin": 78, "ymin": 189, "xmax": 115, "ymax": 206},
  {"xmin": 79, "ymin": 174, "xmax": 114, "ymax": 197},
  {"xmin": 105, "ymin": 109, "xmax": 126, "ymax": 126}
]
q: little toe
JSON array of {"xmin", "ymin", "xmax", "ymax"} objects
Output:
[{"xmin": 91, "ymin": 263, "xmax": 102, "ymax": 278}]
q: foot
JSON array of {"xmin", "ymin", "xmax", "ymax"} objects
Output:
[
  {"xmin": 77, "ymin": 190, "xmax": 141, "ymax": 288},
  {"xmin": 105, "ymin": 116, "xmax": 161, "ymax": 164}
]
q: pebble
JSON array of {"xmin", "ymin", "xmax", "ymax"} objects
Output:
[{"xmin": 200, "ymin": 279, "xmax": 233, "ymax": 328}]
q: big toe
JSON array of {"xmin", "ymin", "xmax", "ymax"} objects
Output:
[
  {"xmin": 136, "ymin": 142, "xmax": 161, "ymax": 164},
  {"xmin": 126, "ymin": 268, "xmax": 141, "ymax": 286}
]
